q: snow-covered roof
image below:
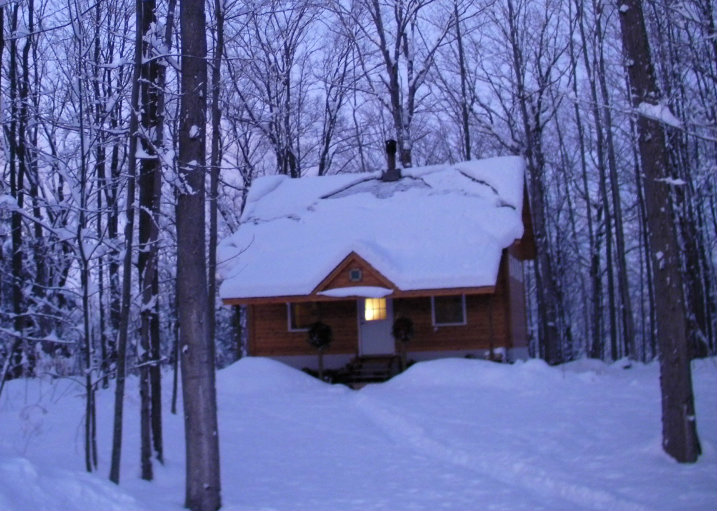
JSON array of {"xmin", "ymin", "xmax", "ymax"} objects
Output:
[{"xmin": 218, "ymin": 156, "xmax": 526, "ymax": 301}]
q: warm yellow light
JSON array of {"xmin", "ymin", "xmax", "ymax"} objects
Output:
[{"xmin": 364, "ymin": 298, "xmax": 387, "ymax": 321}]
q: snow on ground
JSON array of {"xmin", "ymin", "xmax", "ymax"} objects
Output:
[{"xmin": 1, "ymin": 356, "xmax": 715, "ymax": 510}]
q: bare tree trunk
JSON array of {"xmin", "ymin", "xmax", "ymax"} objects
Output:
[
  {"xmin": 18, "ymin": 0, "xmax": 34, "ymax": 365},
  {"xmin": 7, "ymin": 4, "xmax": 26, "ymax": 379},
  {"xmin": 506, "ymin": 0, "xmax": 563, "ymax": 364},
  {"xmin": 593, "ymin": 0, "xmax": 634, "ymax": 360},
  {"xmin": 578, "ymin": 0, "xmax": 618, "ymax": 360},
  {"xmin": 453, "ymin": 0, "xmax": 471, "ymax": 160},
  {"xmin": 91, "ymin": 1, "xmax": 110, "ymax": 389},
  {"xmin": 178, "ymin": 0, "xmax": 221, "ymax": 507},
  {"xmin": 151, "ymin": 0, "xmax": 176, "ymax": 467},
  {"xmin": 616, "ymin": 0, "xmax": 701, "ymax": 463},
  {"xmin": 552, "ymin": 81, "xmax": 589, "ymax": 358},
  {"xmin": 106, "ymin": 76, "xmax": 122, "ymax": 375},
  {"xmin": 171, "ymin": 287, "xmax": 179, "ymax": 415},
  {"xmin": 109, "ymin": 0, "xmax": 143, "ymax": 484},
  {"xmin": 649, "ymin": 0, "xmax": 716, "ymax": 358},
  {"xmin": 316, "ymin": 32, "xmax": 353, "ymax": 176},
  {"xmin": 628, "ymin": 118, "xmax": 656, "ymax": 360},
  {"xmin": 208, "ymin": 0, "xmax": 224, "ymax": 359},
  {"xmin": 571, "ymin": 0, "xmax": 602, "ymax": 358},
  {"xmin": 105, "ymin": 9, "xmax": 127, "ymax": 374},
  {"xmin": 66, "ymin": 0, "xmax": 98, "ymax": 473},
  {"xmin": 363, "ymin": 0, "xmax": 454, "ymax": 168},
  {"xmin": 137, "ymin": 0, "xmax": 167, "ymax": 479}
]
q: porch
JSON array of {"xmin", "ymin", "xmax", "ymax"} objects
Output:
[{"xmin": 304, "ymin": 354, "xmax": 406, "ymax": 387}]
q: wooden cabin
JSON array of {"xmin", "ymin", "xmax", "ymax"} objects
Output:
[{"xmin": 219, "ymin": 155, "xmax": 536, "ymax": 375}]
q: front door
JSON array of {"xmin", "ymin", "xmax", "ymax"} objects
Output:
[{"xmin": 359, "ymin": 298, "xmax": 394, "ymax": 355}]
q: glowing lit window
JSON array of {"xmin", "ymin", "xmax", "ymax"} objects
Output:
[{"xmin": 364, "ymin": 298, "xmax": 387, "ymax": 321}]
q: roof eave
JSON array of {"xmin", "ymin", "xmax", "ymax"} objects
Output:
[{"xmin": 221, "ymin": 284, "xmax": 496, "ymax": 306}]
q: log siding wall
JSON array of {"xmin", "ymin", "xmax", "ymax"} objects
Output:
[
  {"xmin": 249, "ymin": 300, "xmax": 358, "ymax": 356},
  {"xmin": 394, "ymin": 295, "xmax": 508, "ymax": 352},
  {"xmin": 247, "ymin": 252, "xmax": 521, "ymax": 357}
]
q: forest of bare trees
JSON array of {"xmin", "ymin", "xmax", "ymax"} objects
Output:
[{"xmin": 1, "ymin": 0, "xmax": 715, "ymax": 490}]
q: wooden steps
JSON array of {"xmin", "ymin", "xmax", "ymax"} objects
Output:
[{"xmin": 332, "ymin": 355, "xmax": 402, "ymax": 386}]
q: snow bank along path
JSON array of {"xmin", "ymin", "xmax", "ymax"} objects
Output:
[{"xmin": 0, "ymin": 356, "xmax": 715, "ymax": 510}]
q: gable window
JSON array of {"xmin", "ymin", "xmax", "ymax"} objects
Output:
[
  {"xmin": 288, "ymin": 302, "xmax": 319, "ymax": 331},
  {"xmin": 432, "ymin": 295, "xmax": 466, "ymax": 326},
  {"xmin": 364, "ymin": 298, "xmax": 387, "ymax": 321},
  {"xmin": 349, "ymin": 268, "xmax": 363, "ymax": 282}
]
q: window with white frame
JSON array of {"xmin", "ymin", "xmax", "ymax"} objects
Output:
[
  {"xmin": 432, "ymin": 295, "xmax": 466, "ymax": 326},
  {"xmin": 287, "ymin": 302, "xmax": 319, "ymax": 331}
]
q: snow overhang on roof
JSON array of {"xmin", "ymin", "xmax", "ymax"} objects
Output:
[
  {"xmin": 218, "ymin": 156, "xmax": 526, "ymax": 302},
  {"xmin": 318, "ymin": 287, "xmax": 394, "ymax": 298}
]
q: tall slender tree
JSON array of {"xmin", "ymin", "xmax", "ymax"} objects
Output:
[
  {"xmin": 207, "ymin": 0, "xmax": 225, "ymax": 361},
  {"xmin": 505, "ymin": 0, "xmax": 568, "ymax": 363},
  {"xmin": 137, "ymin": 0, "xmax": 175, "ymax": 478},
  {"xmin": 6, "ymin": 2, "xmax": 26, "ymax": 379},
  {"xmin": 109, "ymin": 0, "xmax": 143, "ymax": 485},
  {"xmin": 136, "ymin": 0, "xmax": 159, "ymax": 480},
  {"xmin": 615, "ymin": 0, "xmax": 701, "ymax": 463},
  {"xmin": 178, "ymin": 0, "xmax": 221, "ymax": 507},
  {"xmin": 355, "ymin": 0, "xmax": 456, "ymax": 167}
]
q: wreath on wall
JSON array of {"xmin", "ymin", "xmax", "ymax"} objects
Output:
[
  {"xmin": 392, "ymin": 317, "xmax": 414, "ymax": 343},
  {"xmin": 307, "ymin": 321, "xmax": 333, "ymax": 351}
]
